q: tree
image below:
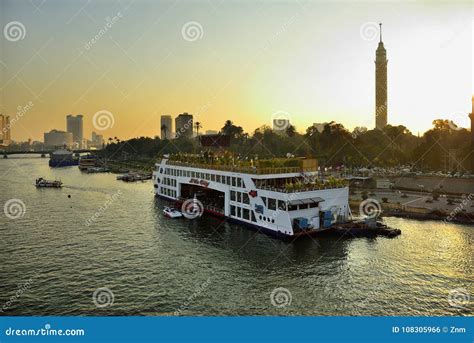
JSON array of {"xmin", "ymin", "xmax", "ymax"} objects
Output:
[{"xmin": 194, "ymin": 122, "xmax": 202, "ymax": 136}]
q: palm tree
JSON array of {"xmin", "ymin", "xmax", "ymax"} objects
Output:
[
  {"xmin": 194, "ymin": 122, "xmax": 202, "ymax": 136},
  {"xmin": 161, "ymin": 124, "xmax": 168, "ymax": 140}
]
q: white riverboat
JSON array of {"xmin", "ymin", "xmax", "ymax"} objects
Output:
[{"xmin": 152, "ymin": 154, "xmax": 350, "ymax": 238}]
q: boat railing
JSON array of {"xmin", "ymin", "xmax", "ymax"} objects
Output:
[
  {"xmin": 257, "ymin": 183, "xmax": 347, "ymax": 193},
  {"xmin": 166, "ymin": 160, "xmax": 317, "ymax": 175}
]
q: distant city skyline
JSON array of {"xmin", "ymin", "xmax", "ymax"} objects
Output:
[{"xmin": 1, "ymin": 0, "xmax": 472, "ymax": 141}]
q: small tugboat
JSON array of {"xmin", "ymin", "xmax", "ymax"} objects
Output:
[
  {"xmin": 163, "ymin": 206, "xmax": 183, "ymax": 218},
  {"xmin": 35, "ymin": 177, "xmax": 63, "ymax": 188}
]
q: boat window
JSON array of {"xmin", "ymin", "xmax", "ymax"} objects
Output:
[
  {"xmin": 237, "ymin": 178, "xmax": 242, "ymax": 188},
  {"xmin": 232, "ymin": 177, "xmax": 236, "ymax": 187},
  {"xmin": 237, "ymin": 207, "xmax": 241, "ymax": 218},
  {"xmin": 206, "ymin": 173, "xmax": 210, "ymax": 180},
  {"xmin": 211, "ymin": 174, "xmax": 216, "ymax": 182},
  {"xmin": 261, "ymin": 197, "xmax": 267, "ymax": 207},
  {"xmin": 277, "ymin": 200, "xmax": 286, "ymax": 211},
  {"xmin": 217, "ymin": 175, "xmax": 221, "ymax": 183},
  {"xmin": 226, "ymin": 176, "xmax": 231, "ymax": 185},
  {"xmin": 268, "ymin": 198, "xmax": 276, "ymax": 210},
  {"xmin": 309, "ymin": 202, "xmax": 318, "ymax": 208},
  {"xmin": 242, "ymin": 193, "xmax": 249, "ymax": 204},
  {"xmin": 237, "ymin": 192, "xmax": 242, "ymax": 203},
  {"xmin": 230, "ymin": 191, "xmax": 236, "ymax": 201},
  {"xmin": 288, "ymin": 204, "xmax": 298, "ymax": 211},
  {"xmin": 231, "ymin": 206, "xmax": 236, "ymax": 216},
  {"xmin": 243, "ymin": 209, "xmax": 249, "ymax": 220}
]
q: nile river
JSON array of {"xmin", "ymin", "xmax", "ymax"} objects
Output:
[{"xmin": 0, "ymin": 156, "xmax": 472, "ymax": 316}]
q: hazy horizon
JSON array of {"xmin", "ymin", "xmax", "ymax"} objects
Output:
[{"xmin": 1, "ymin": 0, "xmax": 472, "ymax": 142}]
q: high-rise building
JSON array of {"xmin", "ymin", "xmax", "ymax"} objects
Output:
[
  {"xmin": 91, "ymin": 131, "xmax": 104, "ymax": 148},
  {"xmin": 66, "ymin": 114, "xmax": 84, "ymax": 146},
  {"xmin": 44, "ymin": 129, "xmax": 73, "ymax": 148},
  {"xmin": 161, "ymin": 115, "xmax": 173, "ymax": 139},
  {"xmin": 375, "ymin": 23, "xmax": 388, "ymax": 130},
  {"xmin": 175, "ymin": 113, "xmax": 193, "ymax": 138},
  {"xmin": 0, "ymin": 114, "xmax": 11, "ymax": 145}
]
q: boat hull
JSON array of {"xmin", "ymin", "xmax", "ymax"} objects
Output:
[{"xmin": 49, "ymin": 159, "xmax": 79, "ymax": 167}]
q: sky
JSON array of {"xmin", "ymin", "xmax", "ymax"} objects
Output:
[{"xmin": 1, "ymin": 0, "xmax": 473, "ymax": 142}]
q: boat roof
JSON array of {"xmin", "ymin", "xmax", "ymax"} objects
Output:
[{"xmin": 288, "ymin": 197, "xmax": 325, "ymax": 205}]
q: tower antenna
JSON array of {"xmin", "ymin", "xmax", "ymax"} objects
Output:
[{"xmin": 379, "ymin": 23, "xmax": 382, "ymax": 43}]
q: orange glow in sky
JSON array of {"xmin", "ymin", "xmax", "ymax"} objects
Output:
[{"xmin": 1, "ymin": 0, "xmax": 472, "ymax": 141}]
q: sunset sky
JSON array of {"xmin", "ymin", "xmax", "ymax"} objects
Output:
[{"xmin": 1, "ymin": 0, "xmax": 472, "ymax": 142}]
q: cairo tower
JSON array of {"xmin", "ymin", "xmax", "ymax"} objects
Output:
[{"xmin": 375, "ymin": 23, "xmax": 388, "ymax": 129}]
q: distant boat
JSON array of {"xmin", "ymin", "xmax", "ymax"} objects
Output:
[
  {"xmin": 79, "ymin": 154, "xmax": 97, "ymax": 171},
  {"xmin": 117, "ymin": 173, "xmax": 152, "ymax": 182},
  {"xmin": 49, "ymin": 149, "xmax": 79, "ymax": 167},
  {"xmin": 35, "ymin": 177, "xmax": 63, "ymax": 188},
  {"xmin": 163, "ymin": 206, "xmax": 182, "ymax": 218},
  {"xmin": 87, "ymin": 167, "xmax": 110, "ymax": 173}
]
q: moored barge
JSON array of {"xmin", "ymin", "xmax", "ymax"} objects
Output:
[{"xmin": 153, "ymin": 154, "xmax": 350, "ymax": 238}]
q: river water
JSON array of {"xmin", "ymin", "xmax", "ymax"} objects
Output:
[{"xmin": 0, "ymin": 156, "xmax": 472, "ymax": 316}]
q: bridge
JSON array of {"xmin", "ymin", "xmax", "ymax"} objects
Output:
[{"xmin": 1, "ymin": 149, "xmax": 100, "ymax": 157}]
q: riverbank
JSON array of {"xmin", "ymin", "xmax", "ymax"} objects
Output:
[{"xmin": 349, "ymin": 190, "xmax": 474, "ymax": 225}]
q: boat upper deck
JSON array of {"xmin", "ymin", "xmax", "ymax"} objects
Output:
[{"xmin": 159, "ymin": 155, "xmax": 318, "ymax": 176}]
